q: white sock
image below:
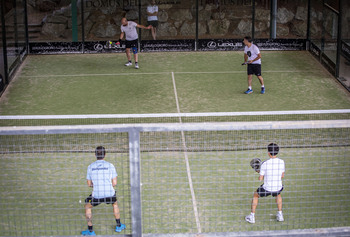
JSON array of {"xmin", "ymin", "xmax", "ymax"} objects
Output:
[
  {"xmin": 261, "ymin": 85, "xmax": 264, "ymax": 88},
  {"xmin": 278, "ymin": 211, "xmax": 282, "ymax": 215},
  {"xmin": 251, "ymin": 212, "xmax": 255, "ymax": 216},
  {"xmin": 248, "ymin": 86, "xmax": 252, "ymax": 90}
]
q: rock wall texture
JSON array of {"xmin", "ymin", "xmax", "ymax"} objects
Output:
[{"xmin": 26, "ymin": 0, "xmax": 327, "ymax": 41}]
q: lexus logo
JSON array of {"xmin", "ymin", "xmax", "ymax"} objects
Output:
[{"xmin": 207, "ymin": 41, "xmax": 217, "ymax": 49}]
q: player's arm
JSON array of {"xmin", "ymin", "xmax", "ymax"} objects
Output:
[
  {"xmin": 147, "ymin": 10, "xmax": 157, "ymax": 16},
  {"xmin": 137, "ymin": 24, "xmax": 152, "ymax": 30},
  {"xmin": 244, "ymin": 53, "xmax": 248, "ymax": 63},
  {"xmin": 116, "ymin": 32, "xmax": 125, "ymax": 46},
  {"xmin": 87, "ymin": 180, "xmax": 93, "ymax": 188},
  {"xmin": 258, "ymin": 175, "xmax": 264, "ymax": 181},
  {"xmin": 119, "ymin": 32, "xmax": 125, "ymax": 40},
  {"xmin": 112, "ymin": 177, "xmax": 117, "ymax": 187},
  {"xmin": 249, "ymin": 53, "xmax": 261, "ymax": 64}
]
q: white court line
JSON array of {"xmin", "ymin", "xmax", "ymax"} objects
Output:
[
  {"xmin": 19, "ymin": 70, "xmax": 320, "ymax": 78},
  {"xmin": 20, "ymin": 72, "xmax": 171, "ymax": 78},
  {"xmin": 175, "ymin": 70, "xmax": 320, "ymax": 74},
  {"xmin": 171, "ymin": 72, "xmax": 202, "ymax": 234}
]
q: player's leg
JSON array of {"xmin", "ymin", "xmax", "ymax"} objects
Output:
[
  {"xmin": 125, "ymin": 48, "xmax": 132, "ymax": 66},
  {"xmin": 132, "ymin": 43, "xmax": 139, "ymax": 69},
  {"xmin": 276, "ymin": 194, "xmax": 282, "ymax": 211},
  {"xmin": 82, "ymin": 203, "xmax": 96, "ymax": 235},
  {"xmin": 255, "ymin": 64, "xmax": 265, "ymax": 94},
  {"xmin": 133, "ymin": 47, "xmax": 139, "ymax": 69},
  {"xmin": 251, "ymin": 191, "xmax": 259, "ymax": 213},
  {"xmin": 151, "ymin": 27, "xmax": 156, "ymax": 40},
  {"xmin": 113, "ymin": 201, "xmax": 126, "ymax": 232},
  {"xmin": 244, "ymin": 74, "xmax": 253, "ymax": 94},
  {"xmin": 245, "ymin": 64, "xmax": 254, "ymax": 94},
  {"xmin": 275, "ymin": 194, "xmax": 284, "ymax": 221},
  {"xmin": 85, "ymin": 203, "xmax": 93, "ymax": 226},
  {"xmin": 257, "ymin": 76, "xmax": 265, "ymax": 94},
  {"xmin": 245, "ymin": 191, "xmax": 259, "ymax": 223},
  {"xmin": 151, "ymin": 23, "xmax": 156, "ymax": 40},
  {"xmin": 113, "ymin": 201, "xmax": 120, "ymax": 219}
]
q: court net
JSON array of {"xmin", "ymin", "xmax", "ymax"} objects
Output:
[{"xmin": 0, "ymin": 109, "xmax": 350, "ymax": 126}]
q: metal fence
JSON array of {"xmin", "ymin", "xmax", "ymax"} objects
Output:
[
  {"xmin": 1, "ymin": 0, "xmax": 349, "ymax": 95},
  {"xmin": 1, "ymin": 118, "xmax": 350, "ymax": 236}
]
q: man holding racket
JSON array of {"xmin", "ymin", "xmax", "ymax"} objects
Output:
[
  {"xmin": 242, "ymin": 36, "xmax": 265, "ymax": 94},
  {"xmin": 116, "ymin": 18, "xmax": 152, "ymax": 69},
  {"xmin": 245, "ymin": 143, "xmax": 285, "ymax": 224}
]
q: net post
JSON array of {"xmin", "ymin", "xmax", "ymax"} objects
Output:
[{"xmin": 129, "ymin": 128, "xmax": 142, "ymax": 237}]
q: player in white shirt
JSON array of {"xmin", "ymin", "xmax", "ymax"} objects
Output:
[
  {"xmin": 81, "ymin": 146, "xmax": 126, "ymax": 236},
  {"xmin": 116, "ymin": 18, "xmax": 152, "ymax": 69},
  {"xmin": 147, "ymin": 0, "xmax": 158, "ymax": 40},
  {"xmin": 243, "ymin": 36, "xmax": 265, "ymax": 94},
  {"xmin": 245, "ymin": 143, "xmax": 285, "ymax": 224}
]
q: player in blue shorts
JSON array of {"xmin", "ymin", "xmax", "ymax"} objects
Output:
[
  {"xmin": 243, "ymin": 36, "xmax": 265, "ymax": 94},
  {"xmin": 245, "ymin": 143, "xmax": 285, "ymax": 224},
  {"xmin": 81, "ymin": 146, "xmax": 126, "ymax": 236}
]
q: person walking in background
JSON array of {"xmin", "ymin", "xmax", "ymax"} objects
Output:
[{"xmin": 147, "ymin": 0, "xmax": 159, "ymax": 40}]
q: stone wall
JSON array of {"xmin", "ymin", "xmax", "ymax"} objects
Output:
[{"xmin": 26, "ymin": 0, "xmax": 325, "ymax": 41}]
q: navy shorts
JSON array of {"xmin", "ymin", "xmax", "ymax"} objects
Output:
[
  {"xmin": 85, "ymin": 192, "xmax": 117, "ymax": 207},
  {"xmin": 147, "ymin": 20, "xmax": 158, "ymax": 27},
  {"xmin": 125, "ymin": 39, "xmax": 138, "ymax": 49},
  {"xmin": 247, "ymin": 64, "xmax": 262, "ymax": 76},
  {"xmin": 256, "ymin": 185, "xmax": 283, "ymax": 197}
]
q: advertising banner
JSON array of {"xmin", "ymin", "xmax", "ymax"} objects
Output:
[{"xmin": 141, "ymin": 40, "xmax": 195, "ymax": 52}]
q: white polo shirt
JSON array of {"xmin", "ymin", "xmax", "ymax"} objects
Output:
[
  {"xmin": 260, "ymin": 158, "xmax": 285, "ymax": 192},
  {"xmin": 244, "ymin": 44, "xmax": 261, "ymax": 64},
  {"xmin": 121, "ymin": 21, "xmax": 138, "ymax": 41},
  {"xmin": 147, "ymin": 5, "xmax": 158, "ymax": 21},
  {"xmin": 86, "ymin": 160, "xmax": 118, "ymax": 199}
]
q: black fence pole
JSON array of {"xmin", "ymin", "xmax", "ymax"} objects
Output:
[
  {"xmin": 307, "ymin": 0, "xmax": 311, "ymax": 40},
  {"xmin": 1, "ymin": 0, "xmax": 9, "ymax": 85},
  {"xmin": 270, "ymin": 0, "xmax": 277, "ymax": 39},
  {"xmin": 336, "ymin": 0, "xmax": 342, "ymax": 78},
  {"xmin": 23, "ymin": 0, "xmax": 29, "ymax": 53},
  {"xmin": 81, "ymin": 0, "xmax": 85, "ymax": 53},
  {"xmin": 138, "ymin": 0, "xmax": 141, "ymax": 50},
  {"xmin": 195, "ymin": 0, "xmax": 198, "ymax": 51},
  {"xmin": 252, "ymin": 0, "xmax": 255, "ymax": 40},
  {"xmin": 321, "ymin": 0, "xmax": 325, "ymax": 52},
  {"xmin": 13, "ymin": 0, "xmax": 18, "ymax": 54}
]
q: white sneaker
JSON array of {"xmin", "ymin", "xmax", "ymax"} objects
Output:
[
  {"xmin": 125, "ymin": 62, "xmax": 132, "ymax": 66},
  {"xmin": 245, "ymin": 214, "xmax": 255, "ymax": 224},
  {"xmin": 135, "ymin": 64, "xmax": 139, "ymax": 69},
  {"xmin": 276, "ymin": 212, "xmax": 284, "ymax": 222}
]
